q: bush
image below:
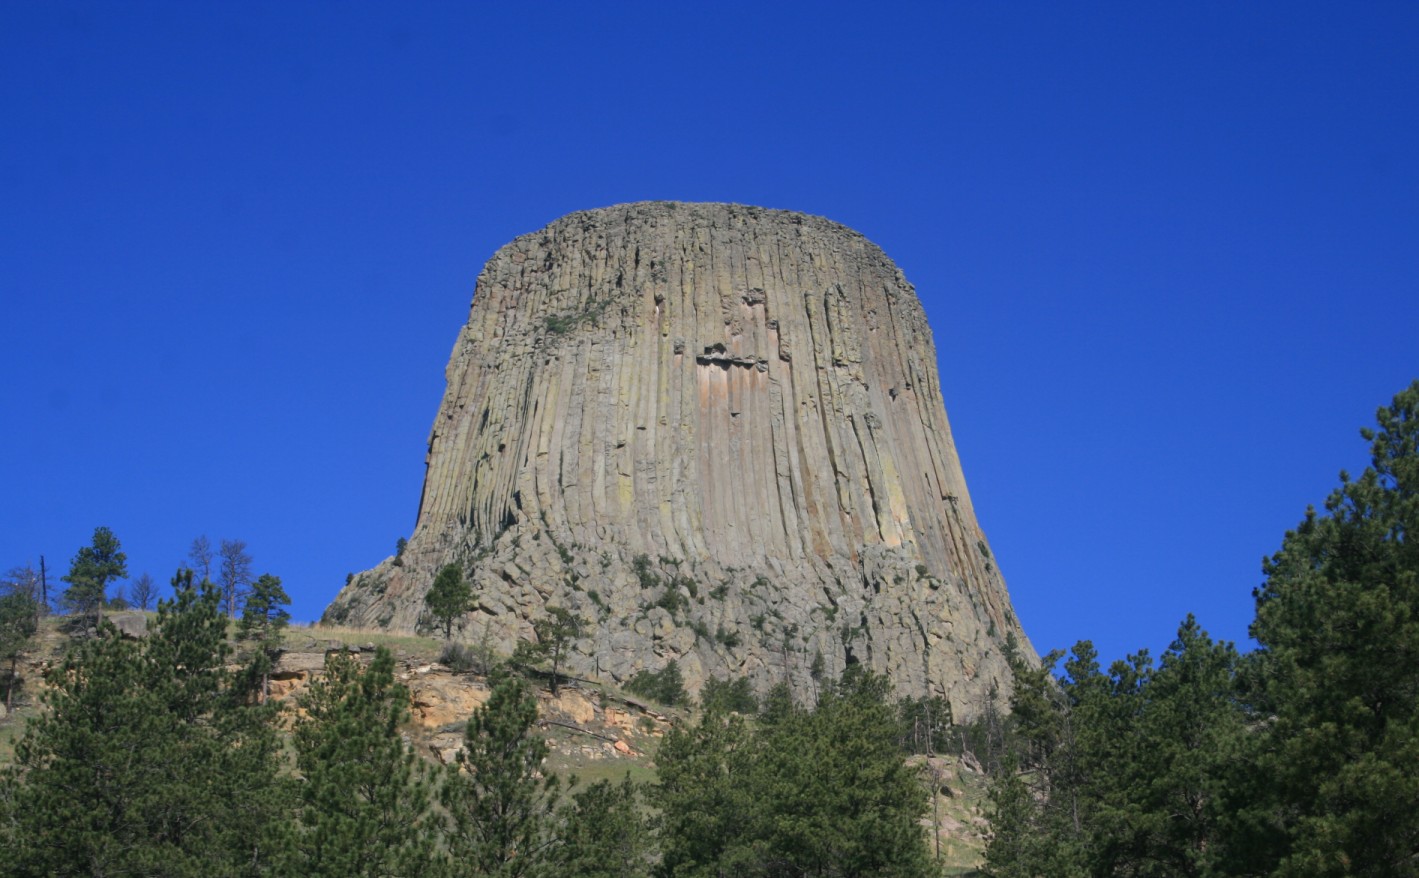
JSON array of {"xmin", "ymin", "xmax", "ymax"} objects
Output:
[
  {"xmin": 715, "ymin": 626, "xmax": 741, "ymax": 649},
  {"xmin": 654, "ymin": 588, "xmax": 685, "ymax": 616},
  {"xmin": 545, "ymin": 314, "xmax": 577, "ymax": 334},
  {"xmin": 675, "ymin": 575, "xmax": 698, "ymax": 600},
  {"xmin": 700, "ymin": 676, "xmax": 757, "ymax": 714},
  {"xmin": 632, "ymin": 554, "xmax": 659, "ymax": 589},
  {"xmin": 626, "ymin": 660, "xmax": 685, "ymax": 706},
  {"xmin": 441, "ymin": 637, "xmax": 500, "ymax": 676}
]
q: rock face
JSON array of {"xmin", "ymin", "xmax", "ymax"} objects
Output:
[{"xmin": 325, "ymin": 202, "xmax": 1032, "ymax": 718}]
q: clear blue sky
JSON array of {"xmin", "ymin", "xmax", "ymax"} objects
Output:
[{"xmin": 3, "ymin": 2, "xmax": 1416, "ymax": 666}]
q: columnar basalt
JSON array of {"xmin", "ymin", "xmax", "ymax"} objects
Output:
[{"xmin": 325, "ymin": 202, "xmax": 1032, "ymax": 717}]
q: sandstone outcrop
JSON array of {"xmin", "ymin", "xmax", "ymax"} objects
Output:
[{"xmin": 325, "ymin": 202, "xmax": 1032, "ymax": 718}]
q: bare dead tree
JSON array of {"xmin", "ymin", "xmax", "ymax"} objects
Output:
[
  {"xmin": 218, "ymin": 539, "xmax": 253, "ymax": 619},
  {"xmin": 188, "ymin": 535, "xmax": 214, "ymax": 585},
  {"xmin": 129, "ymin": 572, "xmax": 157, "ymax": 611}
]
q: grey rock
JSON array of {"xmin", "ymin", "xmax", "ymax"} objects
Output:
[
  {"xmin": 108, "ymin": 612, "xmax": 149, "ymax": 640},
  {"xmin": 274, "ymin": 652, "xmax": 329, "ymax": 675},
  {"xmin": 324, "ymin": 202, "xmax": 1034, "ymax": 719}
]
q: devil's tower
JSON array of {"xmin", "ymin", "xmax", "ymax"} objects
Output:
[{"xmin": 326, "ymin": 202, "xmax": 1031, "ymax": 716}]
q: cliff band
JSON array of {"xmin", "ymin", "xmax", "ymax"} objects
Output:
[{"xmin": 325, "ymin": 202, "xmax": 1032, "ymax": 716}]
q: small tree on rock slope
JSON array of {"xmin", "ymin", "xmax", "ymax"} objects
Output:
[
  {"xmin": 61, "ymin": 526, "xmax": 127, "ymax": 628},
  {"xmin": 426, "ymin": 563, "xmax": 473, "ymax": 640},
  {"xmin": 238, "ymin": 572, "xmax": 291, "ymax": 702}
]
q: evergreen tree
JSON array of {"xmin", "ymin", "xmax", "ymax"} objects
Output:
[
  {"xmin": 0, "ymin": 572, "xmax": 290, "ymax": 876},
  {"xmin": 654, "ymin": 702, "xmax": 757, "ymax": 877},
  {"xmin": 0, "ymin": 591, "xmax": 38, "ymax": 711},
  {"xmin": 1246, "ymin": 379, "xmax": 1419, "ymax": 877},
  {"xmin": 755, "ymin": 679, "xmax": 796, "ymax": 727},
  {"xmin": 985, "ymin": 620, "xmax": 1246, "ymax": 878},
  {"xmin": 657, "ymin": 668, "xmax": 935, "ymax": 877},
  {"xmin": 287, "ymin": 647, "xmax": 443, "ymax": 878},
  {"xmin": 60, "ymin": 525, "xmax": 127, "ymax": 627},
  {"xmin": 441, "ymin": 671, "xmax": 560, "ymax": 878},
  {"xmin": 426, "ymin": 562, "xmax": 473, "ymax": 640},
  {"xmin": 896, "ymin": 692, "xmax": 952, "ymax": 755},
  {"xmin": 625, "ymin": 659, "xmax": 686, "ymax": 707},
  {"xmin": 759, "ymin": 669, "xmax": 935, "ymax": 877},
  {"xmin": 553, "ymin": 775, "xmax": 654, "ymax": 878},
  {"xmin": 238, "ymin": 572, "xmax": 291, "ymax": 701},
  {"xmin": 528, "ymin": 606, "xmax": 584, "ymax": 695},
  {"xmin": 699, "ymin": 675, "xmax": 758, "ymax": 715}
]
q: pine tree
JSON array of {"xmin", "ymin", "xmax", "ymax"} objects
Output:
[
  {"xmin": 654, "ymin": 703, "xmax": 757, "ymax": 876},
  {"xmin": 759, "ymin": 669, "xmax": 935, "ymax": 877},
  {"xmin": 1247, "ymin": 379, "xmax": 1419, "ymax": 877},
  {"xmin": 982, "ymin": 382, "xmax": 1419, "ymax": 877},
  {"xmin": 426, "ymin": 562, "xmax": 472, "ymax": 640},
  {"xmin": 552, "ymin": 775, "xmax": 654, "ymax": 878},
  {"xmin": 528, "ymin": 606, "xmax": 584, "ymax": 695},
  {"xmin": 0, "ymin": 572, "xmax": 290, "ymax": 876},
  {"xmin": 60, "ymin": 525, "xmax": 127, "ymax": 627},
  {"xmin": 699, "ymin": 675, "xmax": 758, "ymax": 715},
  {"xmin": 0, "ymin": 592, "xmax": 38, "ymax": 711},
  {"xmin": 657, "ymin": 668, "xmax": 935, "ymax": 877},
  {"xmin": 287, "ymin": 647, "xmax": 443, "ymax": 878},
  {"xmin": 441, "ymin": 671, "xmax": 560, "ymax": 878},
  {"xmin": 238, "ymin": 572, "xmax": 291, "ymax": 701},
  {"xmin": 625, "ymin": 659, "xmax": 686, "ymax": 707},
  {"xmin": 985, "ymin": 620, "xmax": 1246, "ymax": 878}
]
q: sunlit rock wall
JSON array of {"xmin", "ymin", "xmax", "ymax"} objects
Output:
[{"xmin": 325, "ymin": 202, "xmax": 1032, "ymax": 718}]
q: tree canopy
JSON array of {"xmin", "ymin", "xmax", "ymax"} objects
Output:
[
  {"xmin": 287, "ymin": 647, "xmax": 441, "ymax": 878},
  {"xmin": 60, "ymin": 525, "xmax": 126, "ymax": 626},
  {"xmin": 1, "ymin": 573, "xmax": 290, "ymax": 876},
  {"xmin": 656, "ymin": 667, "xmax": 935, "ymax": 878},
  {"xmin": 441, "ymin": 670, "xmax": 561, "ymax": 877},
  {"xmin": 1244, "ymin": 378, "xmax": 1419, "ymax": 876},
  {"xmin": 0, "ymin": 591, "xmax": 39, "ymax": 710},
  {"xmin": 426, "ymin": 562, "xmax": 473, "ymax": 640},
  {"xmin": 984, "ymin": 379, "xmax": 1419, "ymax": 878}
]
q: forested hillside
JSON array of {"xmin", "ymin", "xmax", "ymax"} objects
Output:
[
  {"xmin": 3, "ymin": 380, "xmax": 1414, "ymax": 877},
  {"xmin": 0, "ymin": 575, "xmax": 981, "ymax": 876},
  {"xmin": 982, "ymin": 380, "xmax": 1419, "ymax": 877}
]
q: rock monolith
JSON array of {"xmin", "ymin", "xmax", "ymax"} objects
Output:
[{"xmin": 325, "ymin": 202, "xmax": 1031, "ymax": 717}]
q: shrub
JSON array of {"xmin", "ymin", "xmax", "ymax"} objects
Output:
[
  {"xmin": 654, "ymin": 588, "xmax": 685, "ymax": 616},
  {"xmin": 625, "ymin": 660, "xmax": 685, "ymax": 706},
  {"xmin": 700, "ymin": 676, "xmax": 757, "ymax": 714},
  {"xmin": 675, "ymin": 575, "xmax": 698, "ymax": 600},
  {"xmin": 440, "ymin": 642, "xmax": 480, "ymax": 673},
  {"xmin": 632, "ymin": 554, "xmax": 659, "ymax": 590}
]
